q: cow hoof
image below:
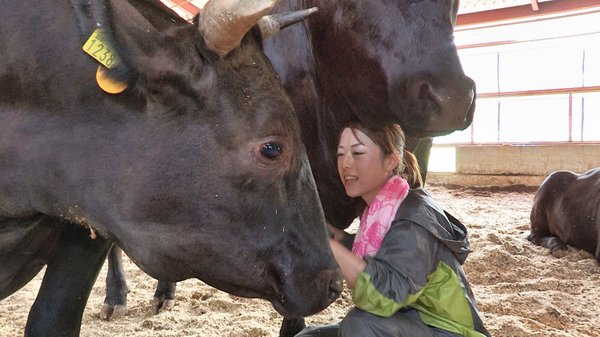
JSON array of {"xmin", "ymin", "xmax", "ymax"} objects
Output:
[
  {"xmin": 161, "ymin": 299, "xmax": 175, "ymax": 311},
  {"xmin": 100, "ymin": 303, "xmax": 128, "ymax": 321},
  {"xmin": 151, "ymin": 298, "xmax": 175, "ymax": 314},
  {"xmin": 550, "ymin": 248, "xmax": 568, "ymax": 258}
]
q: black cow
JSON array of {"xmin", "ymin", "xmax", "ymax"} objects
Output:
[
  {"xmin": 267, "ymin": 0, "xmax": 475, "ymax": 334},
  {"xmin": 102, "ymin": 0, "xmax": 476, "ymax": 334},
  {"xmin": 528, "ymin": 168, "xmax": 600, "ymax": 260},
  {"xmin": 265, "ymin": 0, "xmax": 474, "ymax": 230},
  {"xmin": 0, "ymin": 0, "xmax": 343, "ymax": 336}
]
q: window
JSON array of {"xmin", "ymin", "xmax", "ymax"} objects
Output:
[
  {"xmin": 428, "ymin": 10, "xmax": 600, "ymax": 172},
  {"xmin": 435, "ymin": 11, "xmax": 600, "ymax": 146}
]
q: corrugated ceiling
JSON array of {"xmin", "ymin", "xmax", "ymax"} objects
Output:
[
  {"xmin": 458, "ymin": 0, "xmax": 542, "ymax": 14},
  {"xmin": 160, "ymin": 0, "xmax": 533, "ymax": 19}
]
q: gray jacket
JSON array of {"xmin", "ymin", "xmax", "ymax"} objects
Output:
[{"xmin": 351, "ymin": 188, "xmax": 490, "ymax": 337}]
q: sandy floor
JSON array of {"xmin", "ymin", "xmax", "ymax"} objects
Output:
[{"xmin": 1, "ymin": 185, "xmax": 599, "ymax": 337}]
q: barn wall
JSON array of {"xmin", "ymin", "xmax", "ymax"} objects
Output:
[{"xmin": 428, "ymin": 144, "xmax": 600, "ymax": 187}]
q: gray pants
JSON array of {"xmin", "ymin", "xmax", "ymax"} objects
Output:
[{"xmin": 295, "ymin": 308, "xmax": 462, "ymax": 337}]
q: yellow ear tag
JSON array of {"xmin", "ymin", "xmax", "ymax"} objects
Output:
[
  {"xmin": 83, "ymin": 29, "xmax": 120, "ymax": 69},
  {"xmin": 83, "ymin": 29, "xmax": 127, "ymax": 94},
  {"xmin": 96, "ymin": 66, "xmax": 128, "ymax": 94}
]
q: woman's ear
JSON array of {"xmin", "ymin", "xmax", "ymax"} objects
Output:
[{"xmin": 385, "ymin": 152, "xmax": 401, "ymax": 173}]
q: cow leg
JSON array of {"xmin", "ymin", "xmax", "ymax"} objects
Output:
[
  {"xmin": 152, "ymin": 280, "xmax": 177, "ymax": 314},
  {"xmin": 527, "ymin": 232, "xmax": 569, "ymax": 258},
  {"xmin": 405, "ymin": 136, "xmax": 433, "ymax": 183},
  {"xmin": 100, "ymin": 245, "xmax": 129, "ymax": 320},
  {"xmin": 595, "ymin": 235, "xmax": 600, "ymax": 262},
  {"xmin": 528, "ymin": 203, "xmax": 569, "ymax": 257},
  {"xmin": 0, "ymin": 214, "xmax": 60, "ymax": 300},
  {"xmin": 25, "ymin": 222, "xmax": 112, "ymax": 337},
  {"xmin": 279, "ymin": 317, "xmax": 306, "ymax": 337},
  {"xmin": 539, "ymin": 237, "xmax": 568, "ymax": 258}
]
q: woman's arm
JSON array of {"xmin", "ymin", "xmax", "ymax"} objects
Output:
[{"xmin": 329, "ymin": 238, "xmax": 366, "ymax": 289}]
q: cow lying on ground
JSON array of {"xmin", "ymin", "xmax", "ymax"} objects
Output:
[
  {"xmin": 0, "ymin": 0, "xmax": 342, "ymax": 336},
  {"xmin": 528, "ymin": 168, "xmax": 600, "ymax": 260}
]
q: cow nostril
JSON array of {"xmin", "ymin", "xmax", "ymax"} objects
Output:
[
  {"xmin": 417, "ymin": 81, "xmax": 433, "ymax": 100},
  {"xmin": 328, "ymin": 290, "xmax": 338, "ymax": 301},
  {"xmin": 412, "ymin": 80, "xmax": 444, "ymax": 107},
  {"xmin": 327, "ymin": 275, "xmax": 343, "ymax": 301},
  {"xmin": 407, "ymin": 79, "xmax": 432, "ymax": 102}
]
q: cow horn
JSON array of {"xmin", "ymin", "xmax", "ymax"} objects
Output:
[
  {"xmin": 258, "ymin": 7, "xmax": 319, "ymax": 38},
  {"xmin": 199, "ymin": 0, "xmax": 278, "ymax": 57}
]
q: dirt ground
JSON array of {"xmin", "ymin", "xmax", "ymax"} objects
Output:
[{"xmin": 1, "ymin": 184, "xmax": 599, "ymax": 337}]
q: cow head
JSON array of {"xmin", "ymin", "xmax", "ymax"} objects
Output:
[
  {"xmin": 102, "ymin": 0, "xmax": 340, "ymax": 317},
  {"xmin": 0, "ymin": 0, "xmax": 340, "ymax": 317},
  {"xmin": 273, "ymin": 0, "xmax": 475, "ymax": 137}
]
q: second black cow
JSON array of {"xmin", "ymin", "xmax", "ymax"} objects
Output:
[{"xmin": 528, "ymin": 168, "xmax": 600, "ymax": 260}]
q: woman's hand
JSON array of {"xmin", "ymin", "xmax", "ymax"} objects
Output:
[{"xmin": 329, "ymin": 238, "xmax": 366, "ymax": 289}]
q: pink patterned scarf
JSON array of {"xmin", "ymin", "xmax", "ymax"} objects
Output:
[{"xmin": 352, "ymin": 175, "xmax": 410, "ymax": 258}]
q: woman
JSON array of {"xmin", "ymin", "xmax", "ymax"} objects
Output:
[{"xmin": 296, "ymin": 121, "xmax": 489, "ymax": 337}]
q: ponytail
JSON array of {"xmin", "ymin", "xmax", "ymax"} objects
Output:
[{"xmin": 402, "ymin": 149, "xmax": 423, "ymax": 189}]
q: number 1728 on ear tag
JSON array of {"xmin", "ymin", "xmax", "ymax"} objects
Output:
[{"xmin": 82, "ymin": 29, "xmax": 120, "ymax": 69}]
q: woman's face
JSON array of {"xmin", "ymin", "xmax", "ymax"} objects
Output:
[{"xmin": 337, "ymin": 127, "xmax": 397, "ymax": 205}]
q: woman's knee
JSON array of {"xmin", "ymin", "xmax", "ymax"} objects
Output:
[
  {"xmin": 339, "ymin": 308, "xmax": 442, "ymax": 337},
  {"xmin": 339, "ymin": 309, "xmax": 380, "ymax": 337}
]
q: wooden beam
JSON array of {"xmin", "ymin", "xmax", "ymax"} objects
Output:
[{"xmin": 477, "ymin": 86, "xmax": 600, "ymax": 99}]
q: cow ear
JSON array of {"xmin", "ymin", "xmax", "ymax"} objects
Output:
[
  {"xmin": 104, "ymin": 0, "xmax": 165, "ymax": 73},
  {"xmin": 118, "ymin": 0, "xmax": 190, "ymax": 31}
]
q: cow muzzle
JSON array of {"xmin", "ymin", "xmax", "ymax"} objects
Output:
[
  {"xmin": 396, "ymin": 75, "xmax": 476, "ymax": 137},
  {"xmin": 271, "ymin": 267, "xmax": 343, "ymax": 318}
]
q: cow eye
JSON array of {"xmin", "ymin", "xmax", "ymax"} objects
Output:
[{"xmin": 261, "ymin": 142, "xmax": 282, "ymax": 160}]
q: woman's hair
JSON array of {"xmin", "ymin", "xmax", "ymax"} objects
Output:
[{"xmin": 342, "ymin": 120, "xmax": 423, "ymax": 188}]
